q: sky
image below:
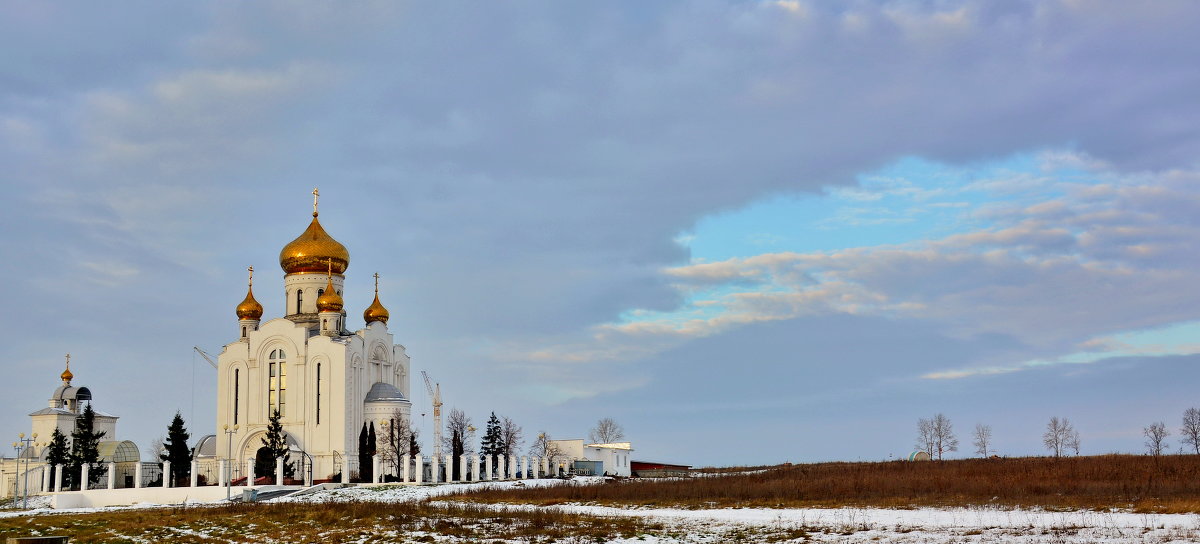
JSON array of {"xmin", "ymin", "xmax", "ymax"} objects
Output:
[{"xmin": 3, "ymin": 0, "xmax": 1200, "ymax": 467}]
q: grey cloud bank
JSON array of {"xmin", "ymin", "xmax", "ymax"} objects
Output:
[{"xmin": 1, "ymin": 1, "xmax": 1199, "ymax": 465}]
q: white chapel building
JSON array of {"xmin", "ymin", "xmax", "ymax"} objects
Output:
[{"xmin": 214, "ymin": 192, "xmax": 412, "ymax": 481}]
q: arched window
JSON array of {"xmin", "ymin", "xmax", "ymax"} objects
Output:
[
  {"xmin": 315, "ymin": 363, "xmax": 322, "ymax": 425},
  {"xmin": 268, "ymin": 348, "xmax": 287, "ymax": 416},
  {"xmin": 241, "ymin": 326, "xmax": 247, "ymax": 338},
  {"xmin": 234, "ymin": 369, "xmax": 240, "ymax": 425},
  {"xmin": 296, "ymin": 290, "xmax": 303, "ymax": 313}
]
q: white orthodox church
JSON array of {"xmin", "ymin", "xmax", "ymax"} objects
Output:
[{"xmin": 214, "ymin": 192, "xmax": 411, "ymax": 481}]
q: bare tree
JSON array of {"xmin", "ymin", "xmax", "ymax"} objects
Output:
[
  {"xmin": 1144, "ymin": 421, "xmax": 1170, "ymax": 458},
  {"xmin": 377, "ymin": 409, "xmax": 415, "ymax": 477},
  {"xmin": 972, "ymin": 423, "xmax": 993, "ymax": 457},
  {"xmin": 500, "ymin": 416, "xmax": 524, "ymax": 458},
  {"xmin": 1043, "ymin": 416, "xmax": 1076, "ymax": 458},
  {"xmin": 1181, "ymin": 408, "xmax": 1200, "ymax": 454},
  {"xmin": 588, "ymin": 417, "xmax": 625, "ymax": 444},
  {"xmin": 915, "ymin": 418, "xmax": 935, "ymax": 457},
  {"xmin": 441, "ymin": 408, "xmax": 474, "ymax": 481},
  {"xmin": 529, "ymin": 431, "xmax": 563, "ymax": 464},
  {"xmin": 931, "ymin": 413, "xmax": 958, "ymax": 460},
  {"xmin": 144, "ymin": 435, "xmax": 166, "ymax": 461}
]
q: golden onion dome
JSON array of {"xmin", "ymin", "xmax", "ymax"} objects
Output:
[
  {"xmin": 364, "ymin": 272, "xmax": 389, "ymax": 324},
  {"xmin": 236, "ymin": 286, "xmax": 264, "ymax": 320},
  {"xmin": 316, "ymin": 275, "xmax": 344, "ymax": 313},
  {"xmin": 60, "ymin": 354, "xmax": 73, "ymax": 383},
  {"xmin": 235, "ymin": 266, "xmax": 264, "ymax": 320},
  {"xmin": 279, "ymin": 213, "xmax": 349, "ymax": 275},
  {"xmin": 364, "ymin": 294, "xmax": 389, "ymax": 324}
]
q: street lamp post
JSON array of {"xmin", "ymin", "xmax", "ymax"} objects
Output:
[
  {"xmin": 14, "ymin": 432, "xmax": 37, "ymax": 509},
  {"xmin": 222, "ymin": 424, "xmax": 238, "ymax": 500}
]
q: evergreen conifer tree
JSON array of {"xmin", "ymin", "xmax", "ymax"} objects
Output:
[
  {"xmin": 481, "ymin": 412, "xmax": 503, "ymax": 457},
  {"xmin": 45, "ymin": 427, "xmax": 69, "ymax": 488},
  {"xmin": 408, "ymin": 426, "xmax": 420, "ymax": 457},
  {"xmin": 258, "ymin": 408, "xmax": 293, "ymax": 479},
  {"xmin": 357, "ymin": 422, "xmax": 374, "ymax": 482},
  {"xmin": 160, "ymin": 411, "xmax": 192, "ymax": 486},
  {"xmin": 69, "ymin": 403, "xmax": 107, "ymax": 489}
]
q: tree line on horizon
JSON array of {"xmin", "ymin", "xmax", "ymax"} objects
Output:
[{"xmin": 914, "ymin": 407, "xmax": 1200, "ymax": 460}]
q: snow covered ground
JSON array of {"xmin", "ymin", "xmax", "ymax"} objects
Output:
[
  {"xmin": 3, "ymin": 477, "xmax": 1199, "ymax": 542},
  {"xmin": 275, "ymin": 478, "xmax": 1200, "ymax": 543}
]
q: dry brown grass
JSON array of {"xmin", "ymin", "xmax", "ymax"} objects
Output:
[
  {"xmin": 0, "ymin": 500, "xmax": 662, "ymax": 543},
  {"xmin": 451, "ymin": 455, "xmax": 1200, "ymax": 512}
]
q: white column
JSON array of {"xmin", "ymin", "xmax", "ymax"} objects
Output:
[
  {"xmin": 246, "ymin": 459, "xmax": 255, "ymax": 486},
  {"xmin": 458, "ymin": 456, "xmax": 467, "ymax": 483},
  {"xmin": 54, "ymin": 464, "xmax": 63, "ymax": 492},
  {"xmin": 134, "ymin": 462, "xmax": 143, "ymax": 488},
  {"xmin": 107, "ymin": 463, "xmax": 116, "ymax": 489},
  {"xmin": 80, "ymin": 463, "xmax": 90, "ymax": 491},
  {"xmin": 445, "ymin": 455, "xmax": 454, "ymax": 483},
  {"xmin": 542, "ymin": 457, "xmax": 550, "ymax": 477},
  {"xmin": 414, "ymin": 454, "xmax": 423, "ymax": 484},
  {"xmin": 430, "ymin": 455, "xmax": 439, "ymax": 483},
  {"xmin": 162, "ymin": 461, "xmax": 171, "ymax": 487},
  {"xmin": 402, "ymin": 454, "xmax": 410, "ymax": 483},
  {"xmin": 533, "ymin": 457, "xmax": 541, "ymax": 478},
  {"xmin": 484, "ymin": 455, "xmax": 493, "ymax": 480},
  {"xmin": 496, "ymin": 455, "xmax": 505, "ymax": 480},
  {"xmin": 522, "ymin": 457, "xmax": 529, "ymax": 479},
  {"xmin": 42, "ymin": 465, "xmax": 50, "ymax": 492},
  {"xmin": 275, "ymin": 457, "xmax": 284, "ymax": 485},
  {"xmin": 471, "ymin": 455, "xmax": 480, "ymax": 482},
  {"xmin": 342, "ymin": 455, "xmax": 350, "ymax": 484},
  {"xmin": 372, "ymin": 455, "xmax": 381, "ymax": 484}
]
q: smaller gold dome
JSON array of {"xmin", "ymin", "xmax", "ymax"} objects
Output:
[
  {"xmin": 364, "ymin": 293, "xmax": 389, "ymax": 324},
  {"xmin": 364, "ymin": 272, "xmax": 389, "ymax": 324},
  {"xmin": 316, "ymin": 275, "xmax": 344, "ymax": 313},
  {"xmin": 236, "ymin": 286, "xmax": 264, "ymax": 320},
  {"xmin": 236, "ymin": 266, "xmax": 264, "ymax": 320},
  {"xmin": 61, "ymin": 354, "xmax": 73, "ymax": 383}
]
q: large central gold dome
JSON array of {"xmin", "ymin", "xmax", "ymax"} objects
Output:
[{"xmin": 279, "ymin": 213, "xmax": 350, "ymax": 275}]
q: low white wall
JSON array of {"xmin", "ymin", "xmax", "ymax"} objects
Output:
[{"xmin": 49, "ymin": 485, "xmax": 299, "ymax": 509}]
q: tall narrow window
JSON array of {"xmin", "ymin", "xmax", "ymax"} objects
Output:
[
  {"xmin": 234, "ymin": 369, "xmax": 240, "ymax": 425},
  {"xmin": 315, "ymin": 363, "xmax": 321, "ymax": 425},
  {"xmin": 268, "ymin": 349, "xmax": 287, "ymax": 416},
  {"xmin": 296, "ymin": 290, "xmax": 303, "ymax": 313}
]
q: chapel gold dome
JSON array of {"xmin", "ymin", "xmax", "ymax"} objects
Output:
[
  {"xmin": 279, "ymin": 213, "xmax": 350, "ymax": 275},
  {"xmin": 363, "ymin": 294, "xmax": 390, "ymax": 324},
  {"xmin": 316, "ymin": 276, "xmax": 344, "ymax": 313},
  {"xmin": 60, "ymin": 366, "xmax": 73, "ymax": 383},
  {"xmin": 236, "ymin": 286, "xmax": 264, "ymax": 320}
]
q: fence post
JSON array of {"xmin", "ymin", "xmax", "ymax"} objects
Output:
[
  {"xmin": 372, "ymin": 455, "xmax": 381, "ymax": 484},
  {"xmin": 275, "ymin": 457, "xmax": 284, "ymax": 485},
  {"xmin": 402, "ymin": 454, "xmax": 410, "ymax": 483},
  {"xmin": 414, "ymin": 454, "xmax": 423, "ymax": 484},
  {"xmin": 134, "ymin": 462, "xmax": 143, "ymax": 488},
  {"xmin": 246, "ymin": 459, "xmax": 255, "ymax": 486},
  {"xmin": 54, "ymin": 464, "xmax": 63, "ymax": 492}
]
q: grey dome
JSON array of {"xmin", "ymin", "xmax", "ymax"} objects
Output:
[{"xmin": 364, "ymin": 382, "xmax": 407, "ymax": 403}]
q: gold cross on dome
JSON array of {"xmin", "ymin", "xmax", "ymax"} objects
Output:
[
  {"xmin": 312, "ymin": 188, "xmax": 320, "ymax": 216},
  {"xmin": 248, "ymin": 266, "xmax": 254, "ymax": 287},
  {"xmin": 65, "ymin": 353, "xmax": 70, "ymax": 367},
  {"xmin": 374, "ymin": 272, "xmax": 380, "ymax": 293}
]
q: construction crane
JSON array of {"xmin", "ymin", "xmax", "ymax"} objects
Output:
[
  {"xmin": 421, "ymin": 370, "xmax": 442, "ymax": 460},
  {"xmin": 193, "ymin": 346, "xmax": 218, "ymax": 370}
]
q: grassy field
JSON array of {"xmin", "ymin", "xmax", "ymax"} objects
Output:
[
  {"xmin": 0, "ymin": 500, "xmax": 664, "ymax": 543},
  {"xmin": 450, "ymin": 454, "xmax": 1200, "ymax": 512}
]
